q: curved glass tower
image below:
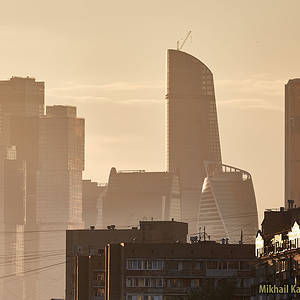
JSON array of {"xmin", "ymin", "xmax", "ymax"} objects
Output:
[
  {"xmin": 198, "ymin": 162, "xmax": 258, "ymax": 243},
  {"xmin": 165, "ymin": 49, "xmax": 221, "ymax": 233}
]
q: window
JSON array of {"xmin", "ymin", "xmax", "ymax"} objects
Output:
[
  {"xmin": 144, "ymin": 260, "xmax": 152, "ymax": 269},
  {"xmin": 228, "ymin": 261, "xmax": 239, "ymax": 270},
  {"xmin": 127, "ymin": 278, "xmax": 137, "ymax": 287},
  {"xmin": 191, "ymin": 279, "xmax": 200, "ymax": 288},
  {"xmin": 127, "ymin": 259, "xmax": 139, "ymax": 270},
  {"xmin": 137, "ymin": 278, "xmax": 144, "ymax": 287},
  {"xmin": 144, "ymin": 278, "xmax": 151, "ymax": 287},
  {"xmin": 193, "ymin": 261, "xmax": 202, "ymax": 270},
  {"xmin": 152, "ymin": 260, "xmax": 163, "ymax": 270},
  {"xmin": 207, "ymin": 261, "xmax": 218, "ymax": 269},
  {"xmin": 156, "ymin": 278, "xmax": 163, "ymax": 287},
  {"xmin": 95, "ymin": 288, "xmax": 104, "ymax": 296},
  {"xmin": 94, "ymin": 272, "xmax": 104, "ymax": 281}
]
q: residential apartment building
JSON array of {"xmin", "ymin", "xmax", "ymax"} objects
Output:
[
  {"xmin": 255, "ymin": 202, "xmax": 300, "ymax": 299},
  {"xmin": 66, "ymin": 220, "xmax": 188, "ymax": 300},
  {"xmin": 106, "ymin": 241, "xmax": 256, "ymax": 300}
]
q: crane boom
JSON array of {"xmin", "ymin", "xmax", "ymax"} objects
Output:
[{"xmin": 177, "ymin": 30, "xmax": 192, "ymax": 50}]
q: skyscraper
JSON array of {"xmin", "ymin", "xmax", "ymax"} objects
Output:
[
  {"xmin": 36, "ymin": 105, "xmax": 84, "ymax": 300},
  {"xmin": 285, "ymin": 79, "xmax": 300, "ymax": 208},
  {"xmin": 165, "ymin": 49, "xmax": 222, "ymax": 232},
  {"xmin": 37, "ymin": 105, "xmax": 84, "ymax": 227},
  {"xmin": 198, "ymin": 162, "xmax": 258, "ymax": 243},
  {"xmin": 0, "ymin": 77, "xmax": 44, "ymax": 300}
]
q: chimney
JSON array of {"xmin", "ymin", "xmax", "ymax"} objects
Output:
[{"xmin": 288, "ymin": 200, "xmax": 294, "ymax": 209}]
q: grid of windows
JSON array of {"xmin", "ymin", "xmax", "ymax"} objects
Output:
[
  {"xmin": 127, "ymin": 259, "xmax": 164, "ymax": 270},
  {"xmin": 127, "ymin": 296, "xmax": 162, "ymax": 300},
  {"xmin": 127, "ymin": 278, "xmax": 163, "ymax": 288}
]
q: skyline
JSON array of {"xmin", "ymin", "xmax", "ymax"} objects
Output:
[{"xmin": 2, "ymin": 0, "xmax": 300, "ymax": 224}]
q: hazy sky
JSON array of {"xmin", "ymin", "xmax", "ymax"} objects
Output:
[{"xmin": 1, "ymin": 0, "xmax": 300, "ymax": 223}]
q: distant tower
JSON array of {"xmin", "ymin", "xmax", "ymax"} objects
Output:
[
  {"xmin": 165, "ymin": 49, "xmax": 222, "ymax": 232},
  {"xmin": 0, "ymin": 77, "xmax": 44, "ymax": 300},
  {"xmin": 198, "ymin": 162, "xmax": 258, "ymax": 243},
  {"xmin": 285, "ymin": 79, "xmax": 300, "ymax": 208},
  {"xmin": 37, "ymin": 105, "xmax": 84, "ymax": 227},
  {"xmin": 36, "ymin": 105, "xmax": 84, "ymax": 300},
  {"xmin": 103, "ymin": 168, "xmax": 181, "ymax": 228}
]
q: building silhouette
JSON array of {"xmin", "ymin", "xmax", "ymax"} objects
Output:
[
  {"xmin": 197, "ymin": 162, "xmax": 258, "ymax": 243},
  {"xmin": 285, "ymin": 79, "xmax": 300, "ymax": 208},
  {"xmin": 103, "ymin": 168, "xmax": 181, "ymax": 228},
  {"xmin": 0, "ymin": 77, "xmax": 44, "ymax": 300},
  {"xmin": 82, "ymin": 179, "xmax": 107, "ymax": 229},
  {"xmin": 36, "ymin": 105, "xmax": 85, "ymax": 300},
  {"xmin": 37, "ymin": 105, "xmax": 84, "ymax": 227},
  {"xmin": 165, "ymin": 49, "xmax": 222, "ymax": 233},
  {"xmin": 0, "ymin": 79, "xmax": 85, "ymax": 300}
]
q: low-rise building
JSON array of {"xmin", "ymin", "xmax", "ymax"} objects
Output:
[
  {"xmin": 66, "ymin": 221, "xmax": 188, "ymax": 300},
  {"xmin": 255, "ymin": 202, "xmax": 300, "ymax": 299},
  {"xmin": 106, "ymin": 242, "xmax": 256, "ymax": 300}
]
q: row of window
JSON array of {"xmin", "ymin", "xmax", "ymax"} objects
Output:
[
  {"xmin": 127, "ymin": 296, "xmax": 162, "ymax": 300},
  {"xmin": 127, "ymin": 277, "xmax": 201, "ymax": 288},
  {"xmin": 127, "ymin": 259, "xmax": 164, "ymax": 270},
  {"xmin": 126, "ymin": 259, "xmax": 250, "ymax": 271},
  {"xmin": 127, "ymin": 278, "xmax": 163, "ymax": 288}
]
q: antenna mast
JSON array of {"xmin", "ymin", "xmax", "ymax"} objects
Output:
[{"xmin": 177, "ymin": 30, "xmax": 192, "ymax": 51}]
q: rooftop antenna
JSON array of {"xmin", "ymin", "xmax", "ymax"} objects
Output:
[{"xmin": 177, "ymin": 30, "xmax": 192, "ymax": 51}]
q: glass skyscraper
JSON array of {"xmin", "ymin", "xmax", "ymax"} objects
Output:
[{"xmin": 165, "ymin": 49, "xmax": 222, "ymax": 233}]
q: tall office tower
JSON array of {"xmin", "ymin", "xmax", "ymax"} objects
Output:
[
  {"xmin": 0, "ymin": 77, "xmax": 44, "ymax": 300},
  {"xmin": 165, "ymin": 49, "xmax": 222, "ymax": 233},
  {"xmin": 36, "ymin": 105, "xmax": 84, "ymax": 300},
  {"xmin": 0, "ymin": 77, "xmax": 44, "ymax": 223},
  {"xmin": 103, "ymin": 168, "xmax": 181, "ymax": 228},
  {"xmin": 37, "ymin": 105, "xmax": 84, "ymax": 227},
  {"xmin": 197, "ymin": 162, "xmax": 258, "ymax": 243},
  {"xmin": 82, "ymin": 179, "xmax": 107, "ymax": 229},
  {"xmin": 285, "ymin": 79, "xmax": 300, "ymax": 208}
]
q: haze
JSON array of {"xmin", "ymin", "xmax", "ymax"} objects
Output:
[{"xmin": 1, "ymin": 0, "xmax": 300, "ymax": 222}]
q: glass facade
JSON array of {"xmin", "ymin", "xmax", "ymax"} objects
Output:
[
  {"xmin": 37, "ymin": 106, "xmax": 84, "ymax": 226},
  {"xmin": 165, "ymin": 49, "xmax": 222, "ymax": 233},
  {"xmin": 198, "ymin": 162, "xmax": 258, "ymax": 243}
]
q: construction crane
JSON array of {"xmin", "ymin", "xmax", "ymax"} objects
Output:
[{"xmin": 177, "ymin": 30, "xmax": 192, "ymax": 51}]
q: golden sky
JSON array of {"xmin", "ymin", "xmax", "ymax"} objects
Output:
[{"xmin": 1, "ymin": 0, "xmax": 300, "ymax": 223}]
